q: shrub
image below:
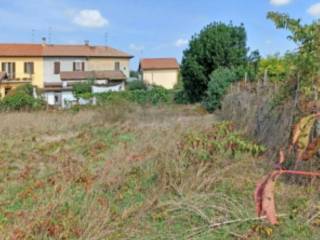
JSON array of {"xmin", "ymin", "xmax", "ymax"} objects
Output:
[
  {"xmin": 0, "ymin": 92, "xmax": 43, "ymax": 111},
  {"xmin": 96, "ymin": 87, "xmax": 172, "ymax": 106},
  {"xmin": 0, "ymin": 84, "xmax": 44, "ymax": 111},
  {"xmin": 72, "ymin": 80, "xmax": 93, "ymax": 99},
  {"xmin": 7, "ymin": 83, "xmax": 34, "ymax": 96},
  {"xmin": 174, "ymin": 89, "xmax": 189, "ymax": 104},
  {"xmin": 202, "ymin": 67, "xmax": 237, "ymax": 112},
  {"xmin": 127, "ymin": 80, "xmax": 147, "ymax": 91}
]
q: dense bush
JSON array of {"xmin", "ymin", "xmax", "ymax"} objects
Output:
[
  {"xmin": 72, "ymin": 80, "xmax": 93, "ymax": 99},
  {"xmin": 96, "ymin": 87, "xmax": 172, "ymax": 106},
  {"xmin": 7, "ymin": 83, "xmax": 34, "ymax": 96},
  {"xmin": 0, "ymin": 84, "xmax": 44, "ymax": 111},
  {"xmin": 202, "ymin": 67, "xmax": 237, "ymax": 112},
  {"xmin": 173, "ymin": 89, "xmax": 190, "ymax": 104},
  {"xmin": 127, "ymin": 80, "xmax": 147, "ymax": 91}
]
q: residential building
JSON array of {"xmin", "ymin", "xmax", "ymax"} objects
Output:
[
  {"xmin": 45, "ymin": 70, "xmax": 127, "ymax": 108},
  {"xmin": 139, "ymin": 58, "xmax": 179, "ymax": 89},
  {"xmin": 0, "ymin": 44, "xmax": 44, "ymax": 97},
  {"xmin": 0, "ymin": 42, "xmax": 133, "ymax": 106}
]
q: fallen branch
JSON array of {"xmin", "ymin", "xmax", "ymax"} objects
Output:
[
  {"xmin": 210, "ymin": 214, "xmax": 287, "ymax": 228},
  {"xmin": 281, "ymin": 170, "xmax": 320, "ymax": 177},
  {"xmin": 187, "ymin": 214, "xmax": 286, "ymax": 239}
]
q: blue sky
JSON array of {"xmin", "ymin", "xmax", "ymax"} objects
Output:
[{"xmin": 1, "ymin": 0, "xmax": 320, "ymax": 69}]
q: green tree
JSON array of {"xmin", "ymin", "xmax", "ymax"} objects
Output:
[
  {"xmin": 257, "ymin": 53, "xmax": 295, "ymax": 82},
  {"xmin": 248, "ymin": 50, "xmax": 261, "ymax": 79},
  {"xmin": 202, "ymin": 67, "xmax": 237, "ymax": 112},
  {"xmin": 130, "ymin": 70, "xmax": 139, "ymax": 79},
  {"xmin": 180, "ymin": 22, "xmax": 248, "ymax": 102},
  {"xmin": 267, "ymin": 12, "xmax": 320, "ymax": 93}
]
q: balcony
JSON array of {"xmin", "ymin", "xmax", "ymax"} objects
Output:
[{"xmin": 0, "ymin": 72, "xmax": 33, "ymax": 83}]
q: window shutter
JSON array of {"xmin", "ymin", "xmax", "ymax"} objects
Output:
[
  {"xmin": 73, "ymin": 62, "xmax": 76, "ymax": 71},
  {"xmin": 12, "ymin": 63, "xmax": 16, "ymax": 79},
  {"xmin": 54, "ymin": 62, "xmax": 60, "ymax": 74},
  {"xmin": 24, "ymin": 62, "xmax": 27, "ymax": 73},
  {"xmin": 1, "ymin": 63, "xmax": 5, "ymax": 72},
  {"xmin": 82, "ymin": 62, "xmax": 85, "ymax": 71},
  {"xmin": 31, "ymin": 62, "xmax": 34, "ymax": 74},
  {"xmin": 115, "ymin": 62, "xmax": 120, "ymax": 71}
]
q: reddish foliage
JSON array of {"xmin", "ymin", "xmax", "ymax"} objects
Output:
[
  {"xmin": 11, "ymin": 228, "xmax": 26, "ymax": 240},
  {"xmin": 254, "ymin": 113, "xmax": 320, "ymax": 225},
  {"xmin": 301, "ymin": 137, "xmax": 320, "ymax": 161},
  {"xmin": 255, "ymin": 171, "xmax": 281, "ymax": 225}
]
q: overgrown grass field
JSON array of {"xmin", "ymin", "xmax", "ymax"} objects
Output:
[{"xmin": 0, "ymin": 104, "xmax": 319, "ymax": 239}]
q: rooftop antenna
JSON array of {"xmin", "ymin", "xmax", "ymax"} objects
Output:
[
  {"xmin": 31, "ymin": 29, "xmax": 35, "ymax": 43},
  {"xmin": 104, "ymin": 32, "xmax": 108, "ymax": 48},
  {"xmin": 48, "ymin": 27, "xmax": 52, "ymax": 44}
]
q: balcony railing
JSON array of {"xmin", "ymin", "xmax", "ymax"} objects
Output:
[{"xmin": 1, "ymin": 72, "xmax": 33, "ymax": 82}]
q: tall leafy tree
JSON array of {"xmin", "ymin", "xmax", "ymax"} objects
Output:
[
  {"xmin": 180, "ymin": 22, "xmax": 248, "ymax": 102},
  {"xmin": 267, "ymin": 12, "xmax": 320, "ymax": 92}
]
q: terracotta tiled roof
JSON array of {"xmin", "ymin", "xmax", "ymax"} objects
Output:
[
  {"xmin": 0, "ymin": 44, "xmax": 133, "ymax": 58},
  {"xmin": 60, "ymin": 71, "xmax": 126, "ymax": 81},
  {"xmin": 139, "ymin": 58, "xmax": 179, "ymax": 70},
  {"xmin": 0, "ymin": 44, "xmax": 43, "ymax": 57}
]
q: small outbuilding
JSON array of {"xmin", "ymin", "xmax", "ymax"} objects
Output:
[{"xmin": 139, "ymin": 58, "xmax": 179, "ymax": 89}]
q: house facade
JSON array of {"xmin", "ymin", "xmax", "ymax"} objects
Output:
[
  {"xmin": 0, "ymin": 42, "xmax": 133, "ymax": 105},
  {"xmin": 139, "ymin": 58, "xmax": 179, "ymax": 89}
]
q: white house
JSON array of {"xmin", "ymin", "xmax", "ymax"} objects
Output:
[
  {"xmin": 44, "ymin": 70, "xmax": 126, "ymax": 108},
  {"xmin": 41, "ymin": 43, "xmax": 133, "ymax": 107}
]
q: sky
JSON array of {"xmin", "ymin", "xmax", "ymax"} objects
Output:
[{"xmin": 1, "ymin": 0, "xmax": 320, "ymax": 69}]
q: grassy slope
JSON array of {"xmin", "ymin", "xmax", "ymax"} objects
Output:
[{"xmin": 0, "ymin": 104, "xmax": 319, "ymax": 239}]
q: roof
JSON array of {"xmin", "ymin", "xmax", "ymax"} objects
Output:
[
  {"xmin": 0, "ymin": 43, "xmax": 133, "ymax": 58},
  {"xmin": 60, "ymin": 70, "xmax": 127, "ymax": 81},
  {"xmin": 139, "ymin": 58, "xmax": 179, "ymax": 71}
]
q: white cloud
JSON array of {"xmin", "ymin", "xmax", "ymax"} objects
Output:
[
  {"xmin": 307, "ymin": 3, "xmax": 320, "ymax": 17},
  {"xmin": 175, "ymin": 38, "xmax": 188, "ymax": 47},
  {"xmin": 72, "ymin": 9, "xmax": 108, "ymax": 28},
  {"xmin": 129, "ymin": 43, "xmax": 144, "ymax": 52},
  {"xmin": 270, "ymin": 0, "xmax": 292, "ymax": 6}
]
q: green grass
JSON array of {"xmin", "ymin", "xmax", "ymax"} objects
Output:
[{"xmin": 0, "ymin": 105, "xmax": 319, "ymax": 239}]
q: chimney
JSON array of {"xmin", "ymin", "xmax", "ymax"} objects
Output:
[
  {"xmin": 41, "ymin": 37, "xmax": 47, "ymax": 46},
  {"xmin": 84, "ymin": 40, "xmax": 90, "ymax": 46}
]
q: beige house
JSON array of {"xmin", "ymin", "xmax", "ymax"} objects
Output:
[{"xmin": 139, "ymin": 58, "xmax": 179, "ymax": 89}]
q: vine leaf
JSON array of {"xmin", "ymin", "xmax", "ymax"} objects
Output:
[
  {"xmin": 255, "ymin": 171, "xmax": 281, "ymax": 225},
  {"xmin": 292, "ymin": 114, "xmax": 319, "ymax": 161},
  {"xmin": 301, "ymin": 137, "xmax": 320, "ymax": 161}
]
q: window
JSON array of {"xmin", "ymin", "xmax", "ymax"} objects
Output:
[
  {"xmin": 73, "ymin": 61, "xmax": 85, "ymax": 71},
  {"xmin": 115, "ymin": 62, "xmax": 120, "ymax": 71},
  {"xmin": 54, "ymin": 94, "xmax": 60, "ymax": 104},
  {"xmin": 1, "ymin": 62, "xmax": 15, "ymax": 79},
  {"xmin": 54, "ymin": 62, "xmax": 60, "ymax": 74},
  {"xmin": 24, "ymin": 62, "xmax": 34, "ymax": 74}
]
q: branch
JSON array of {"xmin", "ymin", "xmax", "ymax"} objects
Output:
[{"xmin": 281, "ymin": 170, "xmax": 320, "ymax": 177}]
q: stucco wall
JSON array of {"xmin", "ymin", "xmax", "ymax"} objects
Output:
[
  {"xmin": 142, "ymin": 69, "xmax": 179, "ymax": 89},
  {"xmin": 0, "ymin": 57, "xmax": 44, "ymax": 88},
  {"xmin": 88, "ymin": 58, "xmax": 130, "ymax": 78},
  {"xmin": 43, "ymin": 57, "xmax": 87, "ymax": 83}
]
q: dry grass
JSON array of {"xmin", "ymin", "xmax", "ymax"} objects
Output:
[{"xmin": 0, "ymin": 104, "xmax": 319, "ymax": 239}]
